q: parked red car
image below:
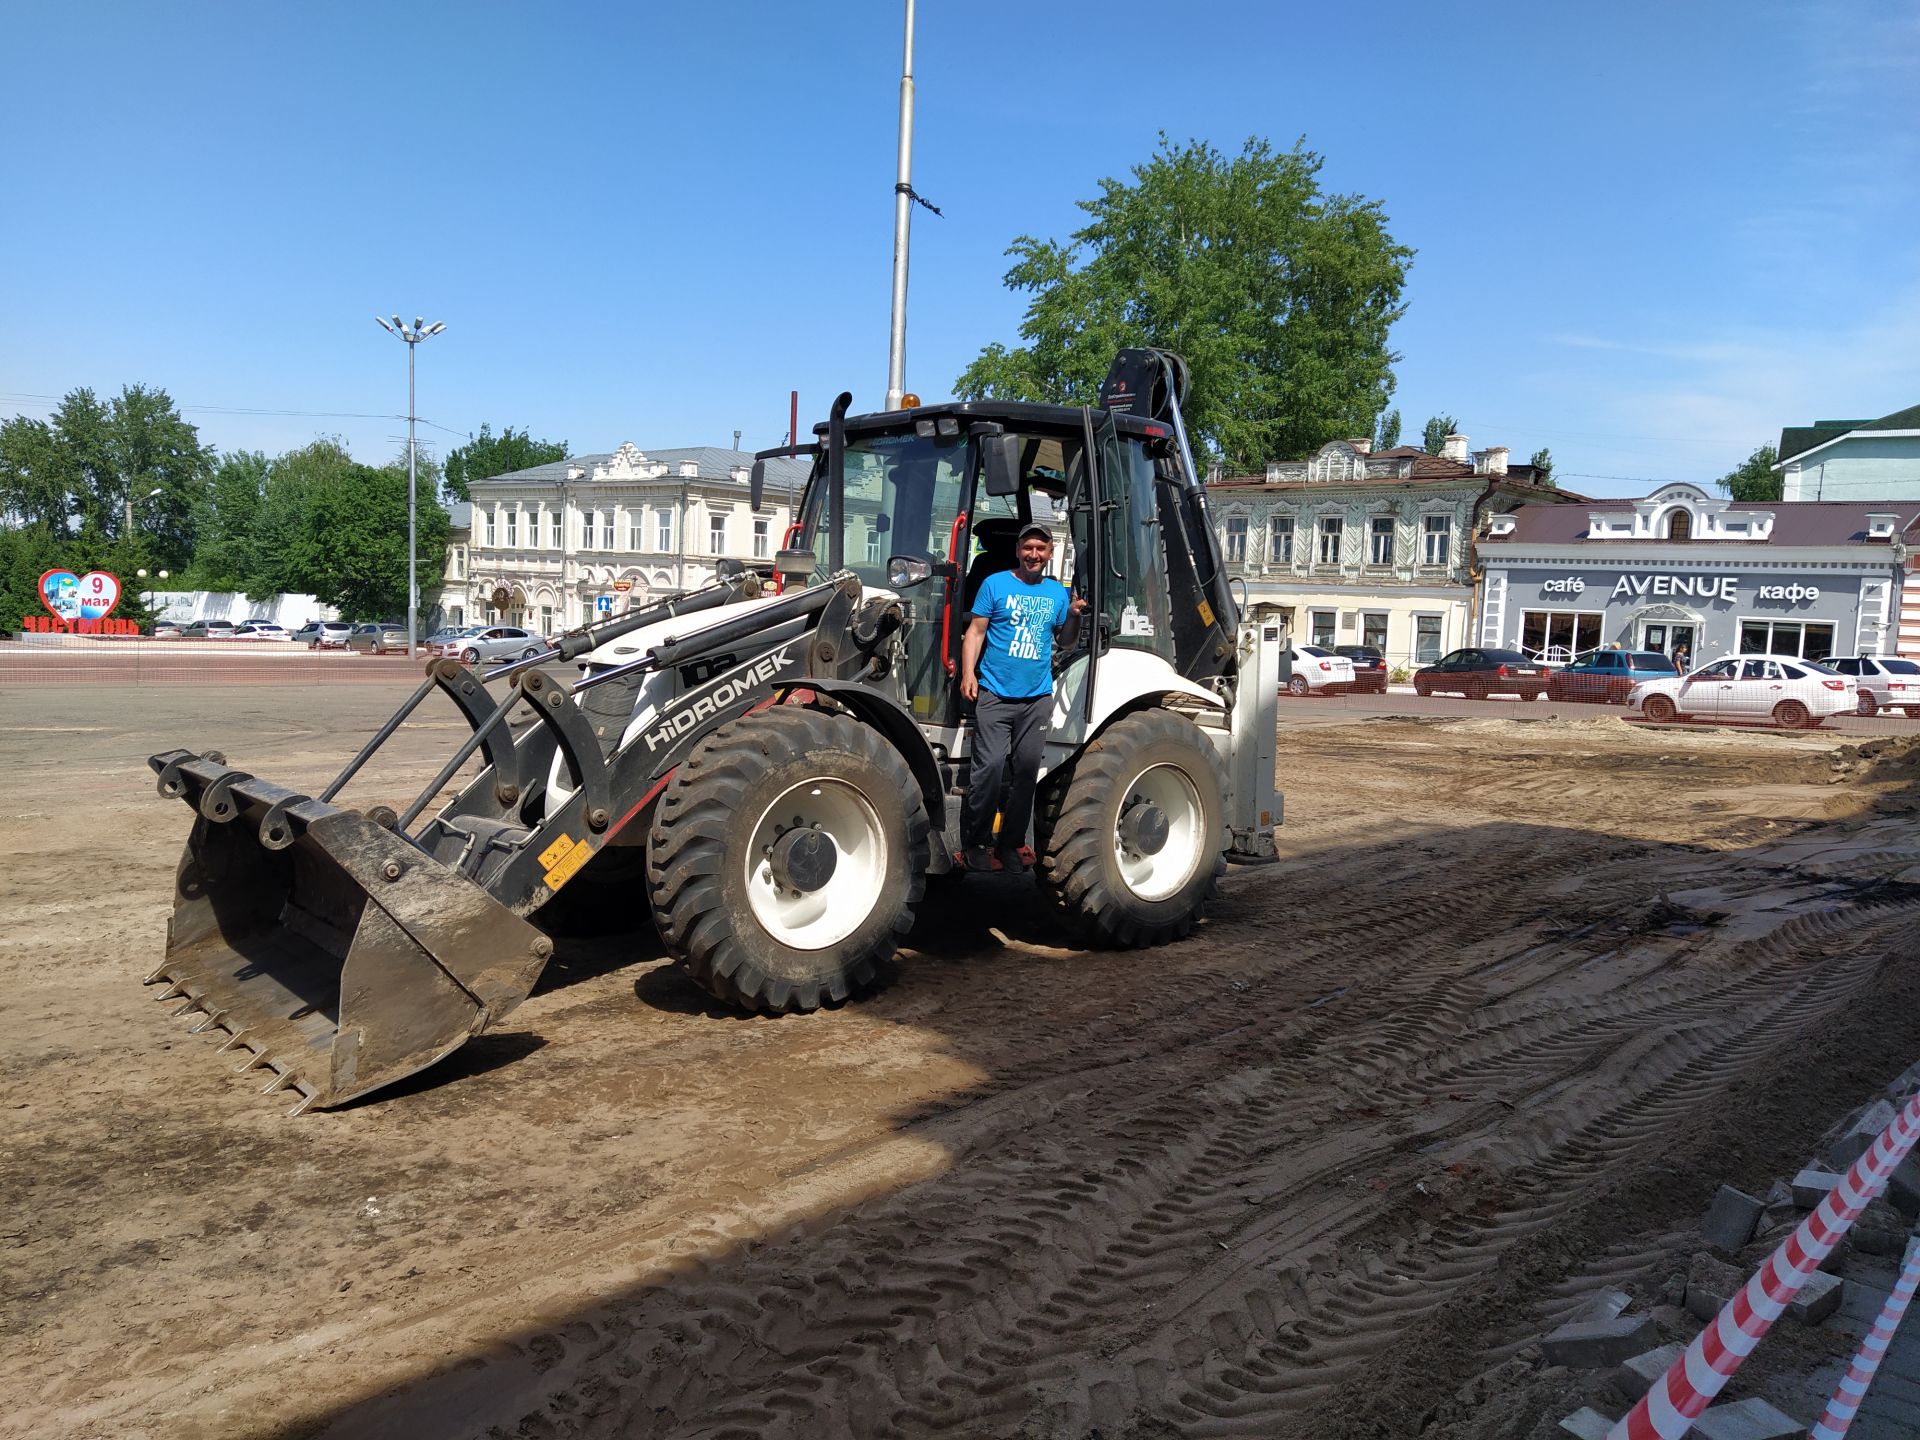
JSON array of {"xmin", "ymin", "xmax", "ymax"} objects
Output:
[
  {"xmin": 1412, "ymin": 648, "xmax": 1549, "ymax": 700},
  {"xmin": 1333, "ymin": 645, "xmax": 1389, "ymax": 694}
]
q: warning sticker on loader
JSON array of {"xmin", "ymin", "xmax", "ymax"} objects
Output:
[{"xmin": 538, "ymin": 833, "xmax": 593, "ymax": 891}]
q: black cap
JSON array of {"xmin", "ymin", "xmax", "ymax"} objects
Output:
[{"xmin": 1017, "ymin": 522, "xmax": 1054, "ymax": 544}]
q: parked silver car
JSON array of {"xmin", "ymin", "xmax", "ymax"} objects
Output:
[
  {"xmin": 293, "ymin": 620, "xmax": 352, "ymax": 649},
  {"xmin": 438, "ymin": 625, "xmax": 541, "ymax": 665},
  {"xmin": 181, "ymin": 620, "xmax": 237, "ymax": 640},
  {"xmin": 347, "ymin": 623, "xmax": 407, "ymax": 655}
]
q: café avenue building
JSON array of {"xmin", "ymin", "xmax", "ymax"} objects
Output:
[{"xmin": 1475, "ymin": 483, "xmax": 1920, "ymax": 663}]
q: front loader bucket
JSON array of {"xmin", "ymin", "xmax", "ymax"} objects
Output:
[{"xmin": 146, "ymin": 750, "xmax": 552, "ymax": 1113}]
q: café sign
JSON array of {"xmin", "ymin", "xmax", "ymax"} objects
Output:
[{"xmin": 1608, "ymin": 573, "xmax": 1739, "ymax": 604}]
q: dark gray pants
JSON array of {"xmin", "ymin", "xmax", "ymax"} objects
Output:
[{"xmin": 963, "ymin": 689, "xmax": 1051, "ymax": 850}]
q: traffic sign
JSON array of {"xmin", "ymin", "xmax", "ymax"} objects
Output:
[{"xmin": 596, "ymin": 596, "xmax": 615, "ymax": 613}]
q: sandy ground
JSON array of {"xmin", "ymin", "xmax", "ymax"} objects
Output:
[{"xmin": 3, "ymin": 684, "xmax": 1920, "ymax": 1439}]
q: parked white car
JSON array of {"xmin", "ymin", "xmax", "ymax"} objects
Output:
[
  {"xmin": 1826, "ymin": 655, "xmax": 1920, "ymax": 718},
  {"xmin": 232, "ymin": 621, "xmax": 293, "ymax": 642},
  {"xmin": 1629, "ymin": 654, "xmax": 1857, "ymax": 729},
  {"xmin": 1283, "ymin": 643, "xmax": 1357, "ymax": 697}
]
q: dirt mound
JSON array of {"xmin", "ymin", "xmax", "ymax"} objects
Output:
[{"xmin": 1827, "ymin": 733, "xmax": 1920, "ymax": 785}]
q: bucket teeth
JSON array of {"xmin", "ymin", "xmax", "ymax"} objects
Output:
[
  {"xmin": 188, "ymin": 1010, "xmax": 226, "ymax": 1035},
  {"xmin": 143, "ymin": 963, "xmax": 171, "ymax": 985},
  {"xmin": 171, "ymin": 997, "xmax": 204, "ymax": 1018},
  {"xmin": 215, "ymin": 1030, "xmax": 251, "ymax": 1055},
  {"xmin": 156, "ymin": 981, "xmax": 188, "ymax": 1002},
  {"xmin": 236, "ymin": 1049, "xmax": 272, "ymax": 1075},
  {"xmin": 286, "ymin": 1091, "xmax": 317, "ymax": 1119},
  {"xmin": 261, "ymin": 1068, "xmax": 297, "ymax": 1095}
]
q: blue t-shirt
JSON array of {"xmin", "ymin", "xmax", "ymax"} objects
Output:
[{"xmin": 973, "ymin": 570, "xmax": 1071, "ymax": 700}]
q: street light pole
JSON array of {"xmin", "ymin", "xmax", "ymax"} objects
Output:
[
  {"xmin": 885, "ymin": 0, "xmax": 916, "ymax": 409},
  {"xmin": 374, "ymin": 314, "xmax": 447, "ymax": 659}
]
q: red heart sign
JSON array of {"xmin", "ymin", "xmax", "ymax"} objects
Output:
[{"xmin": 38, "ymin": 569, "xmax": 121, "ymax": 620}]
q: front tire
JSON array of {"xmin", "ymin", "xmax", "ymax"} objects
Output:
[
  {"xmin": 461, "ymin": 647, "xmax": 480, "ymax": 665},
  {"xmin": 1286, "ymin": 674, "xmax": 1309, "ymax": 698},
  {"xmin": 1035, "ymin": 709, "xmax": 1225, "ymax": 948},
  {"xmin": 647, "ymin": 707, "xmax": 928, "ymax": 1012},
  {"xmin": 1858, "ymin": 692, "xmax": 1879, "ymax": 717}
]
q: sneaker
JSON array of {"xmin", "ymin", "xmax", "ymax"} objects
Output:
[
  {"xmin": 995, "ymin": 847, "xmax": 1028, "ymax": 875},
  {"xmin": 963, "ymin": 846, "xmax": 993, "ymax": 873}
]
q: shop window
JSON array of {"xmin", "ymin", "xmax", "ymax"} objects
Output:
[
  {"xmin": 1422, "ymin": 515, "xmax": 1449, "ymax": 566},
  {"xmin": 1520, "ymin": 610, "xmax": 1604, "ymax": 659},
  {"xmin": 1666, "ymin": 509, "xmax": 1693, "ymax": 541},
  {"xmin": 540, "ymin": 605, "xmax": 553, "ymax": 633},
  {"xmin": 1370, "ymin": 517, "xmax": 1394, "ymax": 565},
  {"xmin": 1738, "ymin": 619, "xmax": 1835, "ymax": 659},
  {"xmin": 1269, "ymin": 517, "xmax": 1294, "ymax": 564},
  {"xmin": 1224, "ymin": 516, "xmax": 1247, "ymax": 562},
  {"xmin": 1362, "ymin": 612, "xmax": 1388, "ymax": 650},
  {"xmin": 1414, "ymin": 614, "xmax": 1442, "ymax": 663},
  {"xmin": 1317, "ymin": 518, "xmax": 1343, "ymax": 565},
  {"xmin": 1310, "ymin": 610, "xmax": 1336, "ymax": 647}
]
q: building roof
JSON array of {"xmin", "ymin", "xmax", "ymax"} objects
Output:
[
  {"xmin": 1778, "ymin": 402, "xmax": 1920, "ymax": 463},
  {"xmin": 478, "ymin": 445, "xmax": 811, "ymax": 489},
  {"xmin": 1486, "ymin": 498, "xmax": 1919, "ymax": 547},
  {"xmin": 1210, "ymin": 439, "xmax": 1580, "ymax": 499}
]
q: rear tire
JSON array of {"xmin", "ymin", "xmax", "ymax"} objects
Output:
[
  {"xmin": 1774, "ymin": 700, "xmax": 1812, "ymax": 730},
  {"xmin": 1643, "ymin": 694, "xmax": 1677, "ymax": 724},
  {"xmin": 1035, "ymin": 708, "xmax": 1225, "ymax": 948},
  {"xmin": 1413, "ymin": 680, "xmax": 1430, "ymax": 697},
  {"xmin": 647, "ymin": 707, "xmax": 927, "ymax": 1012}
]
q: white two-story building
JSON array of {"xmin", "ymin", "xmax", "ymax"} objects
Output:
[
  {"xmin": 1207, "ymin": 434, "xmax": 1579, "ymax": 669},
  {"xmin": 457, "ymin": 443, "xmax": 810, "ymax": 633}
]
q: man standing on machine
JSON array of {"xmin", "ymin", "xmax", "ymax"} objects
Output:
[{"xmin": 959, "ymin": 522, "xmax": 1087, "ymax": 873}]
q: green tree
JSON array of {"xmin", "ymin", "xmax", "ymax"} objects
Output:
[
  {"xmin": 1422, "ymin": 414, "xmax": 1459, "ymax": 455},
  {"xmin": 0, "ymin": 384, "xmax": 211, "ymax": 564},
  {"xmin": 241, "ymin": 439, "xmax": 450, "ymax": 616},
  {"xmin": 1528, "ymin": 447, "xmax": 1556, "ymax": 485},
  {"xmin": 443, "ymin": 424, "xmax": 567, "ymax": 501},
  {"xmin": 1373, "ymin": 408, "xmax": 1401, "ymax": 450},
  {"xmin": 1716, "ymin": 443, "xmax": 1781, "ymax": 502},
  {"xmin": 954, "ymin": 135, "xmax": 1413, "ymax": 470},
  {"xmin": 187, "ymin": 449, "xmax": 269, "ymax": 590}
]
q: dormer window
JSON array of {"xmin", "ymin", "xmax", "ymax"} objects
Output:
[
  {"xmin": 1867, "ymin": 512, "xmax": 1898, "ymax": 538},
  {"xmin": 1666, "ymin": 510, "xmax": 1692, "ymax": 541}
]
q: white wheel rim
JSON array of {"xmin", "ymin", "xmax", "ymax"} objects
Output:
[
  {"xmin": 745, "ymin": 777, "xmax": 887, "ymax": 949},
  {"xmin": 1112, "ymin": 762, "xmax": 1204, "ymax": 903}
]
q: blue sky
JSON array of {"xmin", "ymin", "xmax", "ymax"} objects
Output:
[{"xmin": 3, "ymin": 1, "xmax": 1916, "ymax": 498}]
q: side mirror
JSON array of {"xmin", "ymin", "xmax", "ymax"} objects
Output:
[
  {"xmin": 749, "ymin": 460, "xmax": 766, "ymax": 511},
  {"xmin": 981, "ymin": 433, "xmax": 1021, "ymax": 497},
  {"xmin": 774, "ymin": 548, "xmax": 814, "ymax": 584},
  {"xmin": 886, "ymin": 554, "xmax": 933, "ymax": 589}
]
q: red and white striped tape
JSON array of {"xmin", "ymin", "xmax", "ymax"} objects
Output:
[
  {"xmin": 1609, "ymin": 1088, "xmax": 1920, "ymax": 1440},
  {"xmin": 1809, "ymin": 1237, "xmax": 1920, "ymax": 1440}
]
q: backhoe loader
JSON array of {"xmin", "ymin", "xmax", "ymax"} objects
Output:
[{"xmin": 145, "ymin": 349, "xmax": 1282, "ymax": 1113}]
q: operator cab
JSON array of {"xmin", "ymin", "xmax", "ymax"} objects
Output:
[{"xmin": 779, "ymin": 395, "xmax": 1231, "ymax": 731}]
